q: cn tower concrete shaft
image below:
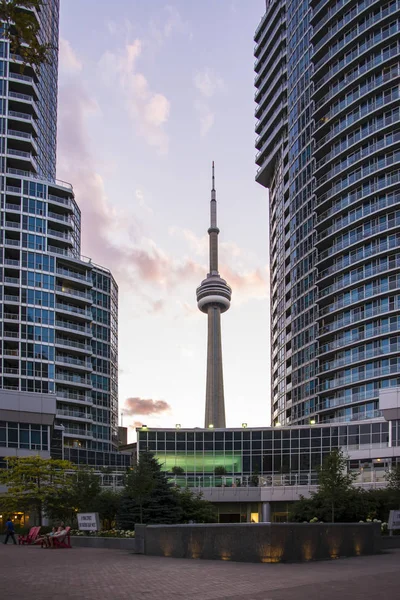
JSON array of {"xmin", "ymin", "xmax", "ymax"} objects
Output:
[
  {"xmin": 205, "ymin": 305, "xmax": 226, "ymax": 428},
  {"xmin": 196, "ymin": 163, "xmax": 232, "ymax": 428}
]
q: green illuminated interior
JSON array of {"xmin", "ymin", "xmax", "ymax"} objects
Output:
[{"xmin": 155, "ymin": 452, "xmax": 243, "ymax": 474}]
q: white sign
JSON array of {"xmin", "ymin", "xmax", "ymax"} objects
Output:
[
  {"xmin": 77, "ymin": 512, "xmax": 100, "ymax": 531},
  {"xmin": 388, "ymin": 510, "xmax": 400, "ymax": 531}
]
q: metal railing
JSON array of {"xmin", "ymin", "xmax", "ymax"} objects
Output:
[{"xmin": 56, "ymin": 268, "xmax": 92, "ymax": 283}]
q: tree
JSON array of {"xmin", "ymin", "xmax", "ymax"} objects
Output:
[
  {"xmin": 214, "ymin": 466, "xmax": 227, "ymax": 476},
  {"xmin": 317, "ymin": 449, "xmax": 356, "ymax": 523},
  {"xmin": 117, "ymin": 451, "xmax": 181, "ymax": 528},
  {"xmin": 45, "ymin": 467, "xmax": 104, "ymax": 524},
  {"xmin": 96, "ymin": 490, "xmax": 121, "ymax": 530},
  {"xmin": 0, "ymin": 456, "xmax": 75, "ymax": 525},
  {"xmin": 0, "ymin": 0, "xmax": 54, "ymax": 67},
  {"xmin": 251, "ymin": 468, "xmax": 260, "ymax": 487},
  {"xmin": 171, "ymin": 466, "xmax": 185, "ymax": 486},
  {"xmin": 386, "ymin": 463, "xmax": 400, "ymax": 508},
  {"xmin": 176, "ymin": 488, "xmax": 217, "ymax": 523}
]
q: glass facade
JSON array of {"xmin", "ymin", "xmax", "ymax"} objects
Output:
[
  {"xmin": 137, "ymin": 421, "xmax": 398, "ymax": 487},
  {"xmin": 255, "ymin": 0, "xmax": 400, "ymax": 426},
  {"xmin": 0, "ymin": 421, "xmax": 49, "ymax": 452},
  {"xmin": 0, "ymin": 2, "xmax": 127, "ymax": 467}
]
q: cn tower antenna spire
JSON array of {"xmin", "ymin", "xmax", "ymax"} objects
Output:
[{"xmin": 196, "ymin": 163, "xmax": 232, "ymax": 429}]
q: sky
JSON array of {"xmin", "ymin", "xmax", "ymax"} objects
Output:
[{"xmin": 57, "ymin": 0, "xmax": 269, "ymax": 440}]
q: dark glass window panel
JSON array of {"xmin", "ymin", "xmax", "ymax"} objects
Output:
[
  {"xmin": 311, "ymin": 428, "xmax": 321, "ymax": 438},
  {"xmin": 290, "ymin": 430, "xmax": 299, "ymax": 439},
  {"xmin": 215, "ymin": 441, "xmax": 223, "ymax": 451},
  {"xmin": 252, "ymin": 431, "xmax": 261, "ymax": 440},
  {"xmin": 349, "ymin": 426, "xmax": 359, "ymax": 436},
  {"xmin": 177, "ymin": 442, "xmax": 185, "ymax": 451},
  {"xmin": 360, "ymin": 425, "xmax": 371, "ymax": 435},
  {"xmin": 243, "ymin": 441, "xmax": 250, "ymax": 450},
  {"xmin": 204, "ymin": 432, "xmax": 213, "ymax": 442},
  {"xmin": 187, "ymin": 441, "xmax": 194, "ymax": 451},
  {"xmin": 311, "ymin": 453, "xmax": 321, "ymax": 469},
  {"xmin": 300, "ymin": 454, "xmax": 310, "ymax": 470},
  {"xmin": 263, "ymin": 455, "xmax": 272, "ymax": 471},
  {"xmin": 166, "ymin": 432, "xmax": 175, "ymax": 441},
  {"xmin": 234, "ymin": 441, "xmax": 241, "ymax": 450},
  {"xmin": 204, "ymin": 442, "xmax": 213, "ymax": 451},
  {"xmin": 156, "ymin": 442, "xmax": 165, "ymax": 451},
  {"xmin": 291, "ymin": 438, "xmax": 299, "ymax": 449},
  {"xmin": 273, "ymin": 431, "xmax": 282, "ymax": 440},
  {"xmin": 176, "ymin": 432, "xmax": 185, "ymax": 442},
  {"xmin": 263, "ymin": 430, "xmax": 272, "ymax": 440},
  {"xmin": 148, "ymin": 441, "xmax": 156, "ymax": 451},
  {"xmin": 372, "ymin": 423, "xmax": 381, "ymax": 433},
  {"xmin": 166, "ymin": 442, "xmax": 175, "ymax": 450},
  {"xmin": 225, "ymin": 441, "xmax": 232, "ymax": 451},
  {"xmin": 283, "ymin": 439, "xmax": 290, "ymax": 449},
  {"xmin": 311, "ymin": 437, "xmax": 321, "ymax": 448},
  {"xmin": 187, "ymin": 432, "xmax": 194, "ymax": 441},
  {"xmin": 282, "ymin": 430, "xmax": 290, "ymax": 439},
  {"xmin": 273, "ymin": 454, "xmax": 282, "ymax": 471},
  {"xmin": 300, "ymin": 438, "xmax": 310, "ymax": 448},
  {"xmin": 196, "ymin": 441, "xmax": 203, "ymax": 450},
  {"xmin": 263, "ymin": 441, "xmax": 272, "ymax": 450},
  {"xmin": 300, "ymin": 429, "xmax": 309, "ymax": 438},
  {"xmin": 252, "ymin": 441, "xmax": 261, "ymax": 450},
  {"xmin": 243, "ymin": 431, "xmax": 250, "ymax": 441},
  {"xmin": 291, "ymin": 454, "xmax": 299, "ymax": 471},
  {"xmin": 156, "ymin": 432, "xmax": 165, "ymax": 441},
  {"xmin": 234, "ymin": 432, "xmax": 242, "ymax": 440},
  {"xmin": 148, "ymin": 431, "xmax": 156, "ymax": 441},
  {"xmin": 243, "ymin": 456, "xmax": 250, "ymax": 472},
  {"xmin": 252, "ymin": 455, "xmax": 261, "ymax": 471},
  {"xmin": 195, "ymin": 433, "xmax": 203, "ymax": 441},
  {"xmin": 322, "ymin": 428, "xmax": 330, "ymax": 438},
  {"xmin": 331, "ymin": 436, "xmax": 338, "ymax": 448},
  {"xmin": 215, "ymin": 432, "xmax": 223, "ymax": 441}
]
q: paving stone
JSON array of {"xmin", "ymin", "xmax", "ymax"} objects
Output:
[{"xmin": 1, "ymin": 544, "xmax": 398, "ymax": 599}]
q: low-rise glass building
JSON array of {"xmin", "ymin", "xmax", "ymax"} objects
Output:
[{"xmin": 137, "ymin": 417, "xmax": 400, "ymax": 522}]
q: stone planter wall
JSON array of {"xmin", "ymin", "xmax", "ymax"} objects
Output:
[{"xmin": 134, "ymin": 522, "xmax": 381, "ymax": 563}]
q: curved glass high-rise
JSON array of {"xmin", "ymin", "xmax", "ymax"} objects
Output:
[
  {"xmin": 0, "ymin": 1, "xmax": 125, "ymax": 466},
  {"xmin": 255, "ymin": 0, "xmax": 400, "ymax": 426}
]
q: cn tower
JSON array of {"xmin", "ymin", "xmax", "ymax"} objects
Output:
[{"xmin": 196, "ymin": 163, "xmax": 232, "ymax": 428}]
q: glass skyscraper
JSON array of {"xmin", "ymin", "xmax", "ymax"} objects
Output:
[
  {"xmin": 255, "ymin": 0, "xmax": 400, "ymax": 426},
  {"xmin": 0, "ymin": 1, "xmax": 125, "ymax": 466}
]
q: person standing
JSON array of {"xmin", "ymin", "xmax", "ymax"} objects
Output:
[{"xmin": 3, "ymin": 518, "xmax": 16, "ymax": 545}]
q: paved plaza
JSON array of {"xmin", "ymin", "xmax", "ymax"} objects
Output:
[{"xmin": 1, "ymin": 543, "xmax": 399, "ymax": 599}]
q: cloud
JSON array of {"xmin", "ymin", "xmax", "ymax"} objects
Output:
[
  {"xmin": 98, "ymin": 40, "xmax": 170, "ymax": 153},
  {"xmin": 129, "ymin": 420, "xmax": 146, "ymax": 430},
  {"xmin": 57, "ymin": 47, "xmax": 266, "ymax": 313},
  {"xmin": 59, "ymin": 38, "xmax": 82, "ymax": 74},
  {"xmin": 194, "ymin": 100, "xmax": 215, "ymax": 137},
  {"xmin": 193, "ymin": 68, "xmax": 224, "ymax": 136},
  {"xmin": 123, "ymin": 397, "xmax": 171, "ymax": 416},
  {"xmin": 194, "ymin": 68, "xmax": 224, "ymax": 98},
  {"xmin": 149, "ymin": 5, "xmax": 191, "ymax": 44}
]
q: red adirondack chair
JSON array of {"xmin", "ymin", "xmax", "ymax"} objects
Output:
[
  {"xmin": 18, "ymin": 526, "xmax": 41, "ymax": 545},
  {"xmin": 52, "ymin": 526, "xmax": 72, "ymax": 549}
]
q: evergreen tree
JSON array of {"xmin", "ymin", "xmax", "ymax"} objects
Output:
[
  {"xmin": 317, "ymin": 449, "xmax": 356, "ymax": 522},
  {"xmin": 176, "ymin": 488, "xmax": 217, "ymax": 523},
  {"xmin": 117, "ymin": 451, "xmax": 181, "ymax": 528}
]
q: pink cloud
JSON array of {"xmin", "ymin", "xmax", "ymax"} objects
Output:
[{"xmin": 123, "ymin": 397, "xmax": 171, "ymax": 416}]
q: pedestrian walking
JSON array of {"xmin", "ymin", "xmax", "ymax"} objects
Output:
[{"xmin": 3, "ymin": 517, "xmax": 16, "ymax": 545}]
